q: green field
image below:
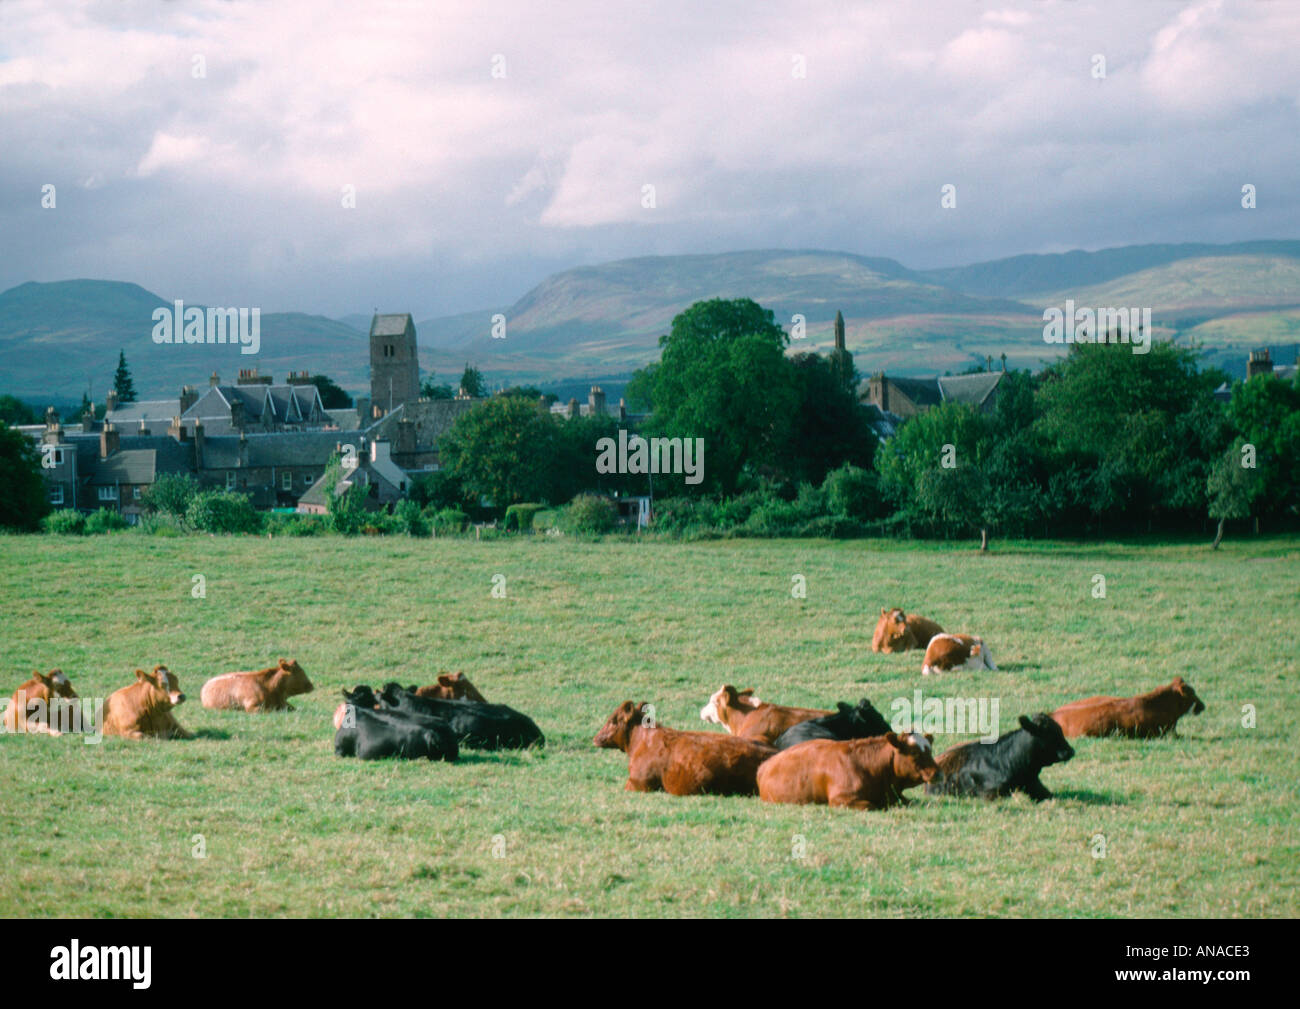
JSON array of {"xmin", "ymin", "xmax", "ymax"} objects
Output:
[{"xmin": 1, "ymin": 534, "xmax": 1297, "ymax": 918}]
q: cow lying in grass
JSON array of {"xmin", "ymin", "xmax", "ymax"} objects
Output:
[
  {"xmin": 334, "ymin": 705, "xmax": 458, "ymax": 762},
  {"xmin": 921, "ymin": 633, "xmax": 996, "ymax": 675},
  {"xmin": 1052, "ymin": 677, "xmax": 1206, "ymax": 738},
  {"xmin": 773, "ymin": 699, "xmax": 892, "ymax": 750},
  {"xmin": 872, "ymin": 608, "xmax": 944, "ymax": 653},
  {"xmin": 757, "ymin": 732, "xmax": 938, "ymax": 809},
  {"xmin": 377, "ymin": 683, "xmax": 544, "ymax": 750},
  {"xmin": 926, "ymin": 713, "xmax": 1074, "ymax": 802},
  {"xmin": 3, "ymin": 670, "xmax": 78, "ymax": 736},
  {"xmin": 103, "ymin": 666, "xmax": 194, "ymax": 741},
  {"xmin": 413, "ymin": 672, "xmax": 487, "ymax": 703},
  {"xmin": 200, "ymin": 658, "xmax": 314, "ymax": 712},
  {"xmin": 699, "ymin": 684, "xmax": 830, "ymax": 744},
  {"xmin": 595, "ymin": 700, "xmax": 776, "ymax": 796}
]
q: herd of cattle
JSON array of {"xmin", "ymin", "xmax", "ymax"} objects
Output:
[{"xmin": 2, "ymin": 605, "xmax": 1205, "ymax": 812}]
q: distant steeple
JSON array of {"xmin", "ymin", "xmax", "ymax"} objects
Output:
[{"xmin": 834, "ymin": 310, "xmax": 845, "ymax": 353}]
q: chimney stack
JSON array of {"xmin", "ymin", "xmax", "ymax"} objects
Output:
[
  {"xmin": 180, "ymin": 384, "xmax": 199, "ymax": 414},
  {"xmin": 210, "ymin": 371, "xmax": 221, "ymax": 387},
  {"xmin": 106, "ymin": 389, "xmax": 118, "ymax": 413},
  {"xmin": 193, "ymin": 420, "xmax": 205, "ymax": 469},
  {"xmin": 100, "ymin": 423, "xmax": 119, "ymax": 459},
  {"xmin": 1247, "ymin": 348, "xmax": 1274, "ymax": 381},
  {"xmin": 168, "ymin": 416, "xmax": 188, "ymax": 442}
]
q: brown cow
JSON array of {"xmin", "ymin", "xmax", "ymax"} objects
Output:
[
  {"xmin": 414, "ymin": 672, "xmax": 487, "ymax": 703},
  {"xmin": 1052, "ymin": 678, "xmax": 1206, "ymax": 739},
  {"xmin": 594, "ymin": 700, "xmax": 776, "ymax": 796},
  {"xmin": 921, "ymin": 633, "xmax": 996, "ymax": 675},
  {"xmin": 872, "ymin": 607, "xmax": 944, "ymax": 653},
  {"xmin": 200, "ymin": 658, "xmax": 314, "ymax": 712},
  {"xmin": 698, "ymin": 684, "xmax": 830, "ymax": 744},
  {"xmin": 757, "ymin": 732, "xmax": 938, "ymax": 809},
  {"xmin": 2, "ymin": 670, "xmax": 78, "ymax": 736},
  {"xmin": 102, "ymin": 666, "xmax": 194, "ymax": 740}
]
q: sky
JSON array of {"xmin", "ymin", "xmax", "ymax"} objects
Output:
[{"xmin": 3, "ymin": 0, "xmax": 1298, "ymax": 319}]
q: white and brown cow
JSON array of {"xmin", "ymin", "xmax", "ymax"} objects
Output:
[
  {"xmin": 699, "ymin": 684, "xmax": 831, "ymax": 745},
  {"xmin": 871, "ymin": 608, "xmax": 945, "ymax": 653},
  {"xmin": 921, "ymin": 633, "xmax": 996, "ymax": 675}
]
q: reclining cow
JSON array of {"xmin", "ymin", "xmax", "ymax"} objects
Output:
[
  {"xmin": 377, "ymin": 683, "xmax": 544, "ymax": 750},
  {"xmin": 200, "ymin": 658, "xmax": 314, "ymax": 713},
  {"xmin": 872, "ymin": 608, "xmax": 944, "ymax": 653},
  {"xmin": 1052, "ymin": 678, "xmax": 1205, "ymax": 738},
  {"xmin": 335, "ymin": 705, "xmax": 458, "ymax": 762},
  {"xmin": 926, "ymin": 713, "xmax": 1073, "ymax": 802},
  {"xmin": 102, "ymin": 666, "xmax": 194, "ymax": 741},
  {"xmin": 413, "ymin": 672, "xmax": 488, "ymax": 703},
  {"xmin": 772, "ymin": 699, "xmax": 892, "ymax": 750},
  {"xmin": 3, "ymin": 670, "xmax": 79, "ymax": 736},
  {"xmin": 757, "ymin": 732, "xmax": 938, "ymax": 809},
  {"xmin": 699, "ymin": 684, "xmax": 830, "ymax": 744},
  {"xmin": 921, "ymin": 633, "xmax": 997, "ymax": 675},
  {"xmin": 594, "ymin": 700, "xmax": 776, "ymax": 796}
]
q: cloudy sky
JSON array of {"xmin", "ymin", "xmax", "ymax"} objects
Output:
[{"xmin": 3, "ymin": 0, "xmax": 1297, "ymax": 318}]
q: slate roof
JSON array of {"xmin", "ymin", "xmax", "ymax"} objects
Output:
[
  {"xmin": 887, "ymin": 377, "xmax": 942, "ymax": 408},
  {"xmin": 181, "ymin": 384, "xmax": 323, "ymax": 424},
  {"xmin": 938, "ymin": 372, "xmax": 1003, "ymax": 408},
  {"xmin": 199, "ymin": 430, "xmax": 364, "ymax": 469},
  {"xmin": 370, "ymin": 313, "xmax": 413, "ymax": 337},
  {"xmin": 88, "ymin": 449, "xmax": 156, "ymax": 485},
  {"xmin": 105, "ymin": 400, "xmax": 181, "ymax": 424}
]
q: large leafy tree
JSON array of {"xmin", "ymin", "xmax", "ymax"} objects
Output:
[
  {"xmin": 0, "ymin": 395, "xmax": 38, "ymax": 426},
  {"xmin": 647, "ymin": 298, "xmax": 797, "ymax": 495},
  {"xmin": 0, "ymin": 421, "xmax": 50, "ymax": 530},
  {"xmin": 1206, "ymin": 437, "xmax": 1263, "ymax": 549},
  {"xmin": 780, "ymin": 351, "xmax": 874, "ymax": 485},
  {"xmin": 1034, "ymin": 342, "xmax": 1227, "ymax": 531},
  {"xmin": 308, "ymin": 374, "xmax": 352, "ymax": 409},
  {"xmin": 112, "ymin": 350, "xmax": 137, "ymax": 404},
  {"xmin": 1225, "ymin": 372, "xmax": 1300, "ymax": 525},
  {"xmin": 440, "ymin": 395, "xmax": 559, "ymax": 508}
]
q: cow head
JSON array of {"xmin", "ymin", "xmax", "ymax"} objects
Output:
[
  {"xmin": 1018, "ymin": 713, "xmax": 1075, "ymax": 765},
  {"xmin": 1171, "ymin": 677, "xmax": 1206, "ymax": 716},
  {"xmin": 418, "ymin": 672, "xmax": 488, "ymax": 703},
  {"xmin": 593, "ymin": 700, "xmax": 649, "ymax": 751},
  {"xmin": 342, "ymin": 685, "xmax": 380, "ymax": 710},
  {"xmin": 32, "ymin": 669, "xmax": 77, "ymax": 700},
  {"xmin": 137, "ymin": 665, "xmax": 185, "ymax": 707},
  {"xmin": 378, "ymin": 682, "xmax": 410, "ymax": 707},
  {"xmin": 884, "ymin": 731, "xmax": 939, "ymax": 785},
  {"xmin": 873, "ymin": 608, "xmax": 916, "ymax": 653},
  {"xmin": 276, "ymin": 658, "xmax": 314, "ymax": 697},
  {"xmin": 849, "ymin": 698, "xmax": 892, "ymax": 736},
  {"xmin": 699, "ymin": 684, "xmax": 760, "ymax": 727}
]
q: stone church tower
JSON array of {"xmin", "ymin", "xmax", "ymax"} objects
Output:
[{"xmin": 369, "ymin": 313, "xmax": 420, "ymax": 416}]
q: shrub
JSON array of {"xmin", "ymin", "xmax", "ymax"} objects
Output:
[
  {"xmin": 41, "ymin": 509, "xmax": 85, "ymax": 535},
  {"xmin": 393, "ymin": 499, "xmax": 430, "ymax": 537},
  {"xmin": 429, "ymin": 507, "xmax": 469, "ymax": 535},
  {"xmin": 560, "ymin": 494, "xmax": 618, "ymax": 535},
  {"xmin": 186, "ymin": 490, "xmax": 262, "ymax": 534},
  {"xmin": 503, "ymin": 503, "xmax": 546, "ymax": 532},
  {"xmin": 134, "ymin": 513, "xmax": 187, "ymax": 536},
  {"xmin": 83, "ymin": 508, "xmax": 128, "ymax": 534},
  {"xmin": 140, "ymin": 473, "xmax": 199, "ymax": 517},
  {"xmin": 822, "ymin": 464, "xmax": 883, "ymax": 521},
  {"xmin": 264, "ymin": 512, "xmax": 325, "ymax": 537}
]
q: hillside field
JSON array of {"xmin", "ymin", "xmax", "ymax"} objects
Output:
[{"xmin": 1, "ymin": 534, "xmax": 1296, "ymax": 918}]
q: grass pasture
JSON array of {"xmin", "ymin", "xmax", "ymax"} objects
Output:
[{"xmin": 1, "ymin": 534, "xmax": 1297, "ymax": 918}]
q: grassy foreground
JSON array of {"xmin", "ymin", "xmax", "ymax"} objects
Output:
[{"xmin": 1, "ymin": 533, "xmax": 1296, "ymax": 918}]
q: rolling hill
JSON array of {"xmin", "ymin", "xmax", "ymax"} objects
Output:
[{"xmin": 4, "ymin": 241, "xmax": 1298, "ymax": 402}]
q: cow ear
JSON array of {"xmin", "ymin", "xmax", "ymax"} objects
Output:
[
  {"xmin": 1018, "ymin": 715, "xmax": 1035, "ymax": 733},
  {"xmin": 33, "ymin": 671, "xmax": 48, "ymax": 685},
  {"xmin": 880, "ymin": 607, "xmax": 887, "ymax": 616},
  {"xmin": 135, "ymin": 669, "xmax": 148, "ymax": 682},
  {"xmin": 278, "ymin": 657, "xmax": 290, "ymax": 668},
  {"xmin": 884, "ymin": 732, "xmax": 900, "ymax": 748},
  {"xmin": 925, "ymin": 733, "xmax": 934, "ymax": 744},
  {"xmin": 1172, "ymin": 676, "xmax": 1186, "ymax": 689},
  {"xmin": 437, "ymin": 674, "xmax": 455, "ymax": 687}
]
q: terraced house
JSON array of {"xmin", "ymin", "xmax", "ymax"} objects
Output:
[{"xmin": 24, "ymin": 313, "xmax": 475, "ymax": 521}]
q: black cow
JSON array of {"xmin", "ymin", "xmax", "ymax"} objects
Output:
[
  {"xmin": 926, "ymin": 713, "xmax": 1075, "ymax": 802},
  {"xmin": 377, "ymin": 683, "xmax": 544, "ymax": 750},
  {"xmin": 773, "ymin": 699, "xmax": 892, "ymax": 750},
  {"xmin": 334, "ymin": 705, "xmax": 459, "ymax": 762}
]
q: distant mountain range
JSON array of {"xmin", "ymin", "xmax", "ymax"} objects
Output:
[{"xmin": 3, "ymin": 240, "xmax": 1299, "ymax": 402}]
